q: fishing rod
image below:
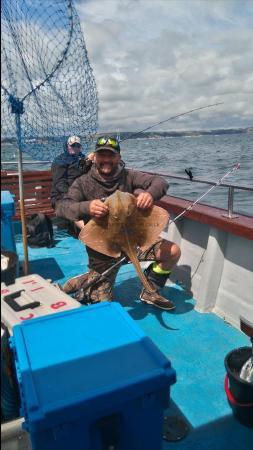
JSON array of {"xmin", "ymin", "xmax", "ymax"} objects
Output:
[
  {"xmin": 75, "ymin": 163, "xmax": 240, "ymax": 304},
  {"xmin": 119, "ymin": 102, "xmax": 223, "ymax": 142},
  {"xmin": 75, "ymin": 255, "xmax": 127, "ymax": 303}
]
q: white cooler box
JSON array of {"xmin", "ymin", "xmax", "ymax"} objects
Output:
[{"xmin": 1, "ymin": 274, "xmax": 81, "ymax": 333}]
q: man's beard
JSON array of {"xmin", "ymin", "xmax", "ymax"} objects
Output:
[{"xmin": 96, "ymin": 163, "xmax": 118, "ymax": 177}]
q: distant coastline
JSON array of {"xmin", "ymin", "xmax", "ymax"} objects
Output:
[
  {"xmin": 105, "ymin": 127, "xmax": 253, "ymax": 140},
  {"xmin": 1, "ymin": 127, "xmax": 252, "ymax": 144}
]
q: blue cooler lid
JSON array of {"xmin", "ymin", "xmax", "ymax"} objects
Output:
[
  {"xmin": 11, "ymin": 302, "xmax": 176, "ymax": 432},
  {"xmin": 1, "ymin": 191, "xmax": 15, "ymax": 216}
]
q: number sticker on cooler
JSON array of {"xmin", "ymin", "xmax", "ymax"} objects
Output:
[
  {"xmin": 1, "ymin": 274, "xmax": 81, "ymax": 331},
  {"xmin": 50, "ymin": 301, "xmax": 67, "ymax": 310}
]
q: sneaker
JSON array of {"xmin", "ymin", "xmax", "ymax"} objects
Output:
[
  {"xmin": 140, "ymin": 288, "xmax": 175, "ymax": 311},
  {"xmin": 62, "ymin": 272, "xmax": 89, "ymax": 294},
  {"xmin": 89, "ymin": 278, "xmax": 113, "ymax": 303}
]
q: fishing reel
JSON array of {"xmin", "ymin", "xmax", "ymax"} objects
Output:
[{"xmin": 79, "ymin": 157, "xmax": 93, "ymax": 174}]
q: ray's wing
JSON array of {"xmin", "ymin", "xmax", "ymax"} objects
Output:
[
  {"xmin": 79, "ymin": 216, "xmax": 122, "ymax": 257},
  {"xmin": 79, "ymin": 192, "xmax": 169, "ymax": 260},
  {"xmin": 79, "ymin": 191, "xmax": 131, "ymax": 258},
  {"xmin": 127, "ymin": 205, "xmax": 169, "ymax": 251}
]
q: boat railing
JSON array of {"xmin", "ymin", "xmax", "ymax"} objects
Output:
[
  {"xmin": 1, "ymin": 161, "xmax": 52, "ymax": 166},
  {"xmin": 138, "ymin": 169, "xmax": 253, "ymax": 219},
  {"xmin": 1, "ymin": 161, "xmax": 253, "ymax": 219}
]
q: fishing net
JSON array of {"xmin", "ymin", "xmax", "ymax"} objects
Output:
[{"xmin": 1, "ymin": 0, "xmax": 98, "ymax": 161}]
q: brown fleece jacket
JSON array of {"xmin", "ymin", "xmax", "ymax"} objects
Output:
[{"xmin": 55, "ymin": 161, "xmax": 169, "ymax": 222}]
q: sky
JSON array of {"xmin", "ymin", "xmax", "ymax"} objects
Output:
[{"xmin": 75, "ymin": 0, "xmax": 253, "ymax": 133}]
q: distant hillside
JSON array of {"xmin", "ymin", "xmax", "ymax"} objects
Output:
[
  {"xmin": 99, "ymin": 127, "xmax": 253, "ymax": 140},
  {"xmin": 1, "ymin": 127, "xmax": 252, "ymax": 144}
]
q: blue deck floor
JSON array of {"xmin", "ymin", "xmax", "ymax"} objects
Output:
[{"xmin": 16, "ymin": 230, "xmax": 253, "ymax": 448}]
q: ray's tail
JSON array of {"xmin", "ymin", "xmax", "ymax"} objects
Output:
[{"xmin": 124, "ymin": 246, "xmax": 156, "ymax": 293}]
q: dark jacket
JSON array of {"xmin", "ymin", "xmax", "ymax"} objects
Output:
[
  {"xmin": 51, "ymin": 149, "xmax": 92, "ymax": 208},
  {"xmin": 55, "ymin": 162, "xmax": 169, "ymax": 222}
]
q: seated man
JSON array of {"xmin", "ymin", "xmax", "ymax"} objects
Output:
[
  {"xmin": 56, "ymin": 136, "xmax": 181, "ymax": 310},
  {"xmin": 51, "ymin": 135, "xmax": 94, "ymax": 232}
]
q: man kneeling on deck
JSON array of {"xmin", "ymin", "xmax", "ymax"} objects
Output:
[{"xmin": 55, "ymin": 136, "xmax": 181, "ymax": 311}]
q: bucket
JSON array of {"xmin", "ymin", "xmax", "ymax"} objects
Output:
[
  {"xmin": 1, "ymin": 250, "xmax": 18, "ymax": 286},
  {"xmin": 224, "ymin": 346, "xmax": 253, "ymax": 428}
]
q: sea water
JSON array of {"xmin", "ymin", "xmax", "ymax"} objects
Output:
[
  {"xmin": 1, "ymin": 132, "xmax": 253, "ymax": 216},
  {"xmin": 123, "ymin": 132, "xmax": 253, "ymax": 216}
]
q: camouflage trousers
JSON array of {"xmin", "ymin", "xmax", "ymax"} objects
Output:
[{"xmin": 85, "ymin": 239, "xmax": 163, "ymax": 302}]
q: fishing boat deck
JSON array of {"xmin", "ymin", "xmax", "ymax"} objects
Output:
[{"xmin": 14, "ymin": 228, "xmax": 252, "ymax": 449}]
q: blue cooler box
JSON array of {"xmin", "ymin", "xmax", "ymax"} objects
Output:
[
  {"xmin": 1, "ymin": 190, "xmax": 17, "ymax": 253},
  {"xmin": 11, "ymin": 302, "xmax": 176, "ymax": 450}
]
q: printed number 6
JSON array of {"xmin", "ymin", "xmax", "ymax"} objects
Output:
[{"xmin": 20, "ymin": 313, "xmax": 34, "ymax": 321}]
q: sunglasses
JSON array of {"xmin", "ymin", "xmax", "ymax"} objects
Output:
[
  {"xmin": 96, "ymin": 137, "xmax": 120, "ymax": 151},
  {"xmin": 70, "ymin": 143, "xmax": 81, "ymax": 148}
]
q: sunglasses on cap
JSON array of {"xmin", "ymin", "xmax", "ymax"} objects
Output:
[{"xmin": 95, "ymin": 137, "xmax": 120, "ymax": 152}]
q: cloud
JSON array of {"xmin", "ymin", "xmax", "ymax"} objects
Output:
[{"xmin": 76, "ymin": 0, "xmax": 253, "ymax": 131}]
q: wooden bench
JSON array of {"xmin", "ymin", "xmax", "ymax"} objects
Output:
[{"xmin": 1, "ymin": 170, "xmax": 55, "ymax": 220}]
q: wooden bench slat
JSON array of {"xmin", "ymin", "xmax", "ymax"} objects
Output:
[
  {"xmin": 22, "ymin": 189, "xmax": 52, "ymax": 197},
  {"xmin": 1, "ymin": 170, "xmax": 55, "ymax": 220}
]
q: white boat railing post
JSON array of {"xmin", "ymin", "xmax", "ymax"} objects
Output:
[{"xmin": 222, "ymin": 186, "xmax": 239, "ymax": 219}]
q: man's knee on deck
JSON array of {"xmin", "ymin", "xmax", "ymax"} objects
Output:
[{"xmin": 155, "ymin": 240, "xmax": 181, "ymax": 270}]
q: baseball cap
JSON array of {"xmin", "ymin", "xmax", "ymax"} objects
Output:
[
  {"xmin": 95, "ymin": 136, "xmax": 120, "ymax": 154},
  {"xmin": 67, "ymin": 136, "xmax": 81, "ymax": 146}
]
